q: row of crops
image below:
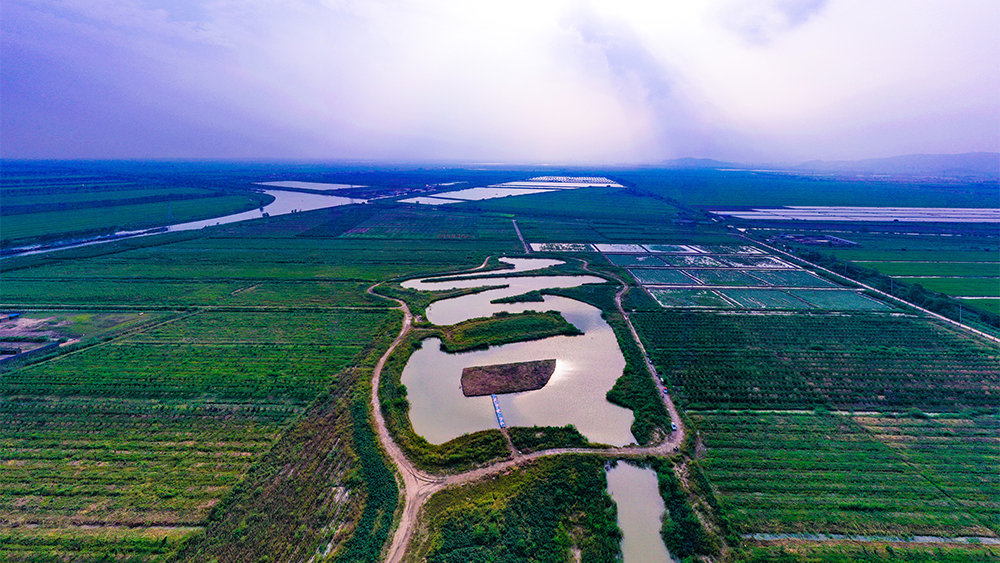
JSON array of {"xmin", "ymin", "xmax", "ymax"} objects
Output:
[
  {"xmin": 634, "ymin": 310, "xmax": 1000, "ymax": 411},
  {"xmin": 691, "ymin": 411, "xmax": 999, "ymax": 538}
]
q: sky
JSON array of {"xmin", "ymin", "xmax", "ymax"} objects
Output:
[{"xmin": 2, "ymin": 0, "xmax": 998, "ymax": 163}]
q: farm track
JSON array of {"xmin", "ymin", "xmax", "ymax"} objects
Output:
[{"xmin": 367, "ymin": 258, "xmax": 685, "ymax": 563}]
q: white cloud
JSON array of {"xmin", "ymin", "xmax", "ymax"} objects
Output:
[{"xmin": 2, "ymin": 0, "xmax": 998, "ymax": 161}]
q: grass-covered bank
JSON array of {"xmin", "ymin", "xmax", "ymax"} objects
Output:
[{"xmin": 407, "ymin": 456, "xmax": 622, "ymax": 563}]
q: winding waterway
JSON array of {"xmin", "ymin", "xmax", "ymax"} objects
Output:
[{"xmin": 399, "ymin": 259, "xmax": 635, "ymax": 446}]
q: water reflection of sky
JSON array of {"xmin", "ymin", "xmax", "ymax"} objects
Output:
[{"xmin": 400, "ymin": 260, "xmax": 635, "ymax": 446}]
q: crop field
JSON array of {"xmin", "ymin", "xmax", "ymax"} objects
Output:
[
  {"xmin": 1, "ymin": 306, "xmax": 398, "ymax": 560},
  {"xmin": 644, "ymin": 243, "xmax": 701, "ymax": 253},
  {"xmin": 339, "ymin": 207, "xmax": 520, "ymax": 241},
  {"xmin": 716, "ymin": 255, "xmax": 795, "ymax": 269},
  {"xmin": 634, "ymin": 310, "xmax": 1000, "ymax": 411},
  {"xmin": 900, "ymin": 277, "xmax": 999, "ymax": 297},
  {"xmin": 967, "ymin": 298, "xmax": 1000, "ymax": 315},
  {"xmin": 857, "ymin": 261, "xmax": 1000, "ymax": 278},
  {"xmin": 460, "ymin": 186, "xmax": 682, "ymax": 223},
  {"xmin": 748, "ymin": 269, "xmax": 838, "ymax": 288},
  {"xmin": 605, "ymin": 253, "xmax": 666, "ymax": 267},
  {"xmin": 691, "ymin": 411, "xmax": 999, "ymax": 537},
  {"xmin": 659, "ymin": 254, "xmax": 728, "ymax": 267},
  {"xmin": 713, "ymin": 289, "xmax": 813, "ymax": 309},
  {"xmin": 647, "ymin": 288, "xmax": 733, "ymax": 308},
  {"xmin": 687, "ymin": 269, "xmax": 764, "ymax": 286},
  {"xmin": 628, "ymin": 268, "xmax": 696, "ymax": 285},
  {"xmin": 3, "ymin": 165, "xmax": 998, "ymax": 562},
  {"xmin": 623, "ymin": 169, "xmax": 999, "ymax": 209},
  {"xmin": 784, "ymin": 289, "xmax": 892, "ymax": 310}
]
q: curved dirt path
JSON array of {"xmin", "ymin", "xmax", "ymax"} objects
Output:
[{"xmin": 368, "ymin": 258, "xmax": 685, "ymax": 563}]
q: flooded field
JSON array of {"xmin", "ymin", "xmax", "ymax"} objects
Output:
[
  {"xmin": 399, "ymin": 260, "xmax": 635, "ymax": 446},
  {"xmin": 607, "ymin": 463, "xmax": 672, "ymax": 563}
]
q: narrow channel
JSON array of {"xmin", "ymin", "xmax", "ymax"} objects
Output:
[{"xmin": 606, "ymin": 462, "xmax": 673, "ymax": 563}]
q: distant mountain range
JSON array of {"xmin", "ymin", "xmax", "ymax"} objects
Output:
[{"xmin": 661, "ymin": 152, "xmax": 1000, "ymax": 180}]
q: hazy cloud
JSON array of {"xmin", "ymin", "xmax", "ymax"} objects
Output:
[
  {"xmin": 721, "ymin": 0, "xmax": 829, "ymax": 44},
  {"xmin": 1, "ymin": 0, "xmax": 997, "ymax": 162}
]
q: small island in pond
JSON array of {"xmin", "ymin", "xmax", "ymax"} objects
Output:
[{"xmin": 461, "ymin": 359, "xmax": 557, "ymax": 397}]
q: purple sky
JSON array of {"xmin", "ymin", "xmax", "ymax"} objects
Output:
[{"xmin": 2, "ymin": 0, "xmax": 998, "ymax": 163}]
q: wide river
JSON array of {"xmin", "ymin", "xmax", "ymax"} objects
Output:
[
  {"xmin": 399, "ymin": 258, "xmax": 635, "ymax": 446},
  {"xmin": 4, "ymin": 189, "xmax": 364, "ymax": 257}
]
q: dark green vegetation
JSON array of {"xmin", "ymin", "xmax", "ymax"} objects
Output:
[
  {"xmin": 647, "ymin": 459, "xmax": 719, "ymax": 558},
  {"xmin": 409, "ymin": 456, "xmax": 621, "ymax": 563},
  {"xmin": 508, "ymin": 425, "xmax": 593, "ymax": 453},
  {"xmin": 437, "ymin": 310, "xmax": 582, "ymax": 353},
  {"xmin": 692, "ymin": 411, "xmax": 1000, "ymax": 537},
  {"xmin": 635, "ymin": 310, "xmax": 1000, "ymax": 411}
]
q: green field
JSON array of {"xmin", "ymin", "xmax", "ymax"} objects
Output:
[
  {"xmin": 636, "ymin": 310, "xmax": 1000, "ymax": 411},
  {"xmin": 629, "ymin": 268, "xmax": 696, "ymax": 285},
  {"xmin": 858, "ymin": 261, "xmax": 1000, "ymax": 277},
  {"xmin": 410, "ymin": 456, "xmax": 621, "ymax": 563},
  {"xmin": 3, "ymin": 164, "xmax": 999, "ymax": 562},
  {"xmin": 693, "ymin": 411, "xmax": 998, "ymax": 536},
  {"xmin": 903, "ymin": 277, "xmax": 1000, "ymax": 297},
  {"xmin": 1, "ymin": 195, "xmax": 269, "ymax": 243}
]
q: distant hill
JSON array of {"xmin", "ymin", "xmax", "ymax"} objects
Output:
[
  {"xmin": 660, "ymin": 157, "xmax": 745, "ymax": 170},
  {"xmin": 661, "ymin": 153, "xmax": 999, "ymax": 180},
  {"xmin": 793, "ymin": 152, "xmax": 999, "ymax": 180}
]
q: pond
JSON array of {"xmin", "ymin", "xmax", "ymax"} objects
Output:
[
  {"xmin": 399, "ymin": 259, "xmax": 635, "ymax": 446},
  {"xmin": 606, "ymin": 463, "xmax": 672, "ymax": 563}
]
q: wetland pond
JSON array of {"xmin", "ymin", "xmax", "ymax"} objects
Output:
[{"xmin": 400, "ymin": 258, "xmax": 635, "ymax": 446}]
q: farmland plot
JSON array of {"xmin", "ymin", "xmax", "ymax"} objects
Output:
[
  {"xmin": 647, "ymin": 288, "xmax": 733, "ymax": 308},
  {"xmin": 687, "ymin": 269, "xmax": 765, "ymax": 286},
  {"xmin": 634, "ymin": 310, "xmax": 1000, "ymax": 411},
  {"xmin": 629, "ymin": 269, "xmax": 697, "ymax": 285},
  {"xmin": 692, "ymin": 412, "xmax": 995, "ymax": 537},
  {"xmin": 748, "ymin": 269, "xmax": 839, "ymax": 288},
  {"xmin": 605, "ymin": 253, "xmax": 667, "ymax": 267}
]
